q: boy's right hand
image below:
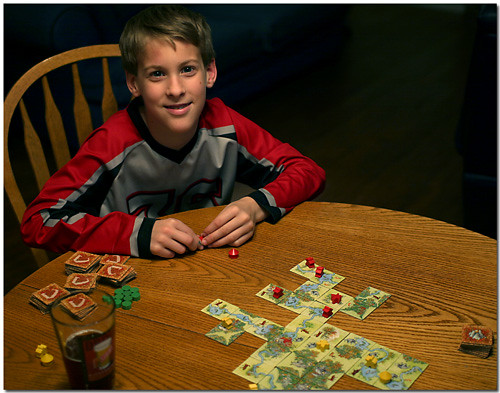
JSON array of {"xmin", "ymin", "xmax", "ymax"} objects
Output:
[{"xmin": 150, "ymin": 218, "xmax": 203, "ymax": 259}]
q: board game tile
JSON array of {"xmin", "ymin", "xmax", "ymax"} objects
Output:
[
  {"xmin": 274, "ymin": 327, "xmax": 312, "ymax": 351},
  {"xmin": 316, "ymin": 288, "xmax": 354, "ymax": 310},
  {"xmin": 299, "ymin": 356, "xmax": 347, "ymax": 390},
  {"xmin": 100, "ymin": 254, "xmax": 130, "ymax": 265},
  {"xmin": 205, "ymin": 319, "xmax": 246, "ymax": 346},
  {"xmin": 244, "ymin": 317, "xmax": 285, "ymax": 341},
  {"xmin": 301, "ymin": 300, "xmax": 339, "ymax": 321},
  {"xmin": 340, "ymin": 286, "xmax": 391, "ymax": 320},
  {"xmin": 275, "ymin": 351, "xmax": 317, "ymax": 379},
  {"xmin": 65, "ymin": 251, "xmax": 101, "ymax": 269},
  {"xmin": 31, "ymin": 283, "xmax": 70, "ymax": 307},
  {"xmin": 370, "ymin": 353, "xmax": 429, "ymax": 390},
  {"xmin": 255, "ymin": 284, "xmax": 293, "ymax": 305},
  {"xmin": 278, "ymin": 280, "xmax": 331, "ymax": 314},
  {"xmin": 257, "ymin": 366, "xmax": 301, "ymax": 390},
  {"xmin": 295, "ymin": 324, "xmax": 350, "ymax": 357},
  {"xmin": 201, "ymin": 299, "xmax": 239, "ymax": 320},
  {"xmin": 294, "ymin": 280, "xmax": 331, "ymax": 300},
  {"xmin": 233, "ymin": 356, "xmax": 275, "ymax": 383},
  {"xmin": 322, "ymin": 333, "xmax": 377, "ymax": 372},
  {"xmin": 276, "ymin": 292, "xmax": 312, "ymax": 314},
  {"xmin": 249, "ymin": 342, "xmax": 292, "ymax": 367},
  {"xmin": 228, "ymin": 307, "xmax": 262, "ymax": 329},
  {"xmin": 60, "ymin": 293, "xmax": 97, "ymax": 320},
  {"xmin": 290, "ymin": 261, "xmax": 346, "ymax": 288},
  {"xmin": 460, "ymin": 325, "xmax": 493, "ymax": 345},
  {"xmin": 347, "ymin": 343, "xmax": 402, "ymax": 387},
  {"xmin": 96, "ymin": 262, "xmax": 132, "ymax": 280},
  {"xmin": 64, "ymin": 273, "xmax": 98, "ymax": 291},
  {"xmin": 285, "ymin": 311, "xmax": 327, "ymax": 337},
  {"xmin": 290, "ymin": 260, "xmax": 318, "ymax": 280}
]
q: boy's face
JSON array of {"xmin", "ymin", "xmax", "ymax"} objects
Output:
[{"xmin": 126, "ymin": 38, "xmax": 217, "ymax": 150}]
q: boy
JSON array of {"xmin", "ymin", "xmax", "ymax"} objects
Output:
[{"xmin": 21, "ymin": 5, "xmax": 325, "ymax": 259}]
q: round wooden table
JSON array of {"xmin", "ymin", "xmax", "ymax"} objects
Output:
[{"xmin": 4, "ymin": 202, "xmax": 497, "ymax": 389}]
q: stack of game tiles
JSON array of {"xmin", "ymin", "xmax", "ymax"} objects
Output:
[
  {"xmin": 458, "ymin": 325, "xmax": 493, "ymax": 358},
  {"xmin": 29, "ymin": 283, "xmax": 70, "ymax": 314},
  {"xmin": 96, "ymin": 262, "xmax": 137, "ymax": 287},
  {"xmin": 100, "ymin": 254, "xmax": 130, "ymax": 265},
  {"xmin": 64, "ymin": 251, "xmax": 102, "ymax": 274},
  {"xmin": 64, "ymin": 273, "xmax": 98, "ymax": 293},
  {"xmin": 60, "ymin": 293, "xmax": 97, "ymax": 321}
]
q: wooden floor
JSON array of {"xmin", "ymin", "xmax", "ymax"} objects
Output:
[{"xmin": 3, "ymin": 5, "xmax": 479, "ymax": 294}]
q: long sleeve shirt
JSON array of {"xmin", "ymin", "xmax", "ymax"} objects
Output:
[{"xmin": 21, "ymin": 97, "xmax": 326, "ymax": 257}]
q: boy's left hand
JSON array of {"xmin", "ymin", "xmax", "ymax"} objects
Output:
[{"xmin": 200, "ymin": 197, "xmax": 269, "ymax": 248}]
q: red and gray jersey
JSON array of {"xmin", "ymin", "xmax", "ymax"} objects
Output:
[{"xmin": 21, "ymin": 97, "xmax": 325, "ymax": 257}]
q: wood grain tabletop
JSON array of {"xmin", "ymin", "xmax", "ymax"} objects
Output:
[{"xmin": 4, "ymin": 202, "xmax": 497, "ymax": 389}]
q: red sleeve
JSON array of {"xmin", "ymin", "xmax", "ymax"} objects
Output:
[
  {"xmin": 205, "ymin": 99, "xmax": 326, "ymax": 222},
  {"xmin": 20, "ymin": 110, "xmax": 152, "ymax": 257}
]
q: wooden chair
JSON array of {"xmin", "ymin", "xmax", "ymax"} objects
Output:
[{"xmin": 4, "ymin": 44, "xmax": 122, "ymax": 268}]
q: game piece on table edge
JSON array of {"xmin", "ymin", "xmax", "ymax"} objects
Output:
[
  {"xmin": 35, "ymin": 344, "xmax": 48, "ymax": 358},
  {"xmin": 458, "ymin": 325, "xmax": 493, "ymax": 358},
  {"xmin": 248, "ymin": 383, "xmax": 258, "ymax": 390},
  {"xmin": 229, "ymin": 248, "xmax": 239, "ymax": 259},
  {"xmin": 378, "ymin": 370, "xmax": 392, "ymax": 384},
  {"xmin": 64, "ymin": 251, "xmax": 102, "ymax": 274},
  {"xmin": 40, "ymin": 353, "xmax": 54, "ymax": 366},
  {"xmin": 29, "ymin": 283, "xmax": 70, "ymax": 314},
  {"xmin": 122, "ymin": 300, "xmax": 132, "ymax": 310},
  {"xmin": 108, "ymin": 286, "xmax": 141, "ymax": 309}
]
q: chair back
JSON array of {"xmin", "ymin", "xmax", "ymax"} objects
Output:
[{"xmin": 4, "ymin": 44, "xmax": 123, "ymax": 268}]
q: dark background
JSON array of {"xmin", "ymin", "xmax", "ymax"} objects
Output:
[{"xmin": 4, "ymin": 4, "xmax": 497, "ymax": 294}]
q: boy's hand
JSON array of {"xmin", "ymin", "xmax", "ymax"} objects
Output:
[
  {"xmin": 200, "ymin": 197, "xmax": 269, "ymax": 248},
  {"xmin": 150, "ymin": 218, "xmax": 203, "ymax": 258}
]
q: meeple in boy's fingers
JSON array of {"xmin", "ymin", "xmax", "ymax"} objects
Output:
[
  {"xmin": 200, "ymin": 209, "xmax": 237, "ymax": 246},
  {"xmin": 201, "ymin": 221, "xmax": 232, "ymax": 246},
  {"xmin": 170, "ymin": 219, "xmax": 203, "ymax": 251},
  {"xmin": 175, "ymin": 231, "xmax": 201, "ymax": 252}
]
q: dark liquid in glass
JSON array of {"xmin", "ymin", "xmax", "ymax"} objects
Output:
[{"xmin": 63, "ymin": 329, "xmax": 114, "ymax": 389}]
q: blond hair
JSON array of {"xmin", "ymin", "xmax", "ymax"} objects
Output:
[{"xmin": 119, "ymin": 5, "xmax": 215, "ymax": 75}]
